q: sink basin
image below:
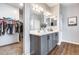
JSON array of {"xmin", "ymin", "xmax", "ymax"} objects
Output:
[{"xmin": 47, "ymin": 28, "xmax": 53, "ymax": 32}]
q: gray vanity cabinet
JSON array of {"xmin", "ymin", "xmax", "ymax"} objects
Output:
[
  {"xmin": 52, "ymin": 34, "xmax": 57, "ymax": 49},
  {"xmin": 40, "ymin": 33, "xmax": 58, "ymax": 54},
  {"xmin": 48, "ymin": 34, "xmax": 53, "ymax": 52},
  {"xmin": 40, "ymin": 35, "xmax": 48, "ymax": 55},
  {"xmin": 48, "ymin": 33, "xmax": 58, "ymax": 52},
  {"xmin": 52, "ymin": 32, "xmax": 58, "ymax": 49},
  {"xmin": 30, "ymin": 32, "xmax": 58, "ymax": 55},
  {"xmin": 30, "ymin": 35, "xmax": 40, "ymax": 55},
  {"xmin": 53, "ymin": 32, "xmax": 58, "ymax": 44},
  {"xmin": 30, "ymin": 35, "xmax": 48, "ymax": 55},
  {"xmin": 55, "ymin": 32, "xmax": 59, "ymax": 43}
]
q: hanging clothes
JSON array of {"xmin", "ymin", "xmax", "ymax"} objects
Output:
[
  {"xmin": 7, "ymin": 24, "xmax": 13, "ymax": 34},
  {"xmin": 19, "ymin": 22, "xmax": 23, "ymax": 41},
  {"xmin": 7, "ymin": 20, "xmax": 13, "ymax": 34},
  {"xmin": 0, "ymin": 19, "xmax": 3, "ymax": 36},
  {"xmin": 15, "ymin": 21, "xmax": 19, "ymax": 33},
  {"xmin": 20, "ymin": 22, "xmax": 23, "ymax": 33},
  {"xmin": 12, "ymin": 20, "xmax": 16, "ymax": 34},
  {"xmin": 2, "ymin": 20, "xmax": 7, "ymax": 35}
]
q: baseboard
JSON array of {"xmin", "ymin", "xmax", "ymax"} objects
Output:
[
  {"xmin": 57, "ymin": 39, "xmax": 62, "ymax": 45},
  {"xmin": 0, "ymin": 41, "xmax": 19, "ymax": 47},
  {"xmin": 57, "ymin": 42, "xmax": 61, "ymax": 45},
  {"xmin": 62, "ymin": 40, "xmax": 79, "ymax": 45},
  {"xmin": 48, "ymin": 45, "xmax": 58, "ymax": 55}
]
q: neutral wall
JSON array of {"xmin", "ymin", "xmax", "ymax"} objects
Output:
[
  {"xmin": 0, "ymin": 3, "xmax": 19, "ymax": 20},
  {"xmin": 61, "ymin": 3, "xmax": 79, "ymax": 43}
]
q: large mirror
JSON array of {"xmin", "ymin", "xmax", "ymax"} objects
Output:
[
  {"xmin": 30, "ymin": 9, "xmax": 44, "ymax": 31},
  {"xmin": 30, "ymin": 4, "xmax": 57, "ymax": 31},
  {"xmin": 50, "ymin": 18, "xmax": 57, "ymax": 26}
]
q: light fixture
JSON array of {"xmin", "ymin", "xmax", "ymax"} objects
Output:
[
  {"xmin": 44, "ymin": 11, "xmax": 51, "ymax": 16},
  {"xmin": 19, "ymin": 3, "xmax": 23, "ymax": 6},
  {"xmin": 46, "ymin": 12, "xmax": 51, "ymax": 16},
  {"xmin": 35, "ymin": 8, "xmax": 40, "ymax": 13},
  {"xmin": 32, "ymin": 4, "xmax": 43, "ymax": 13},
  {"xmin": 38, "ymin": 6, "xmax": 43, "ymax": 12}
]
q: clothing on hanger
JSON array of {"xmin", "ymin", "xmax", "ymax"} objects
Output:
[
  {"xmin": 0, "ymin": 20, "xmax": 3, "ymax": 36},
  {"xmin": 15, "ymin": 21, "xmax": 19, "ymax": 33},
  {"xmin": 2, "ymin": 20, "xmax": 7, "ymax": 35},
  {"xmin": 7, "ymin": 24, "xmax": 13, "ymax": 34},
  {"xmin": 20, "ymin": 23, "xmax": 23, "ymax": 33},
  {"xmin": 7, "ymin": 20, "xmax": 13, "ymax": 34}
]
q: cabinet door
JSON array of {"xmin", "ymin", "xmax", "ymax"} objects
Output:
[
  {"xmin": 52, "ymin": 33, "xmax": 57, "ymax": 49},
  {"xmin": 55, "ymin": 33, "xmax": 58, "ymax": 43},
  {"xmin": 30, "ymin": 35, "xmax": 35, "ymax": 54},
  {"xmin": 41, "ymin": 35, "xmax": 48, "ymax": 55},
  {"xmin": 30, "ymin": 35, "xmax": 40, "ymax": 55},
  {"xmin": 48, "ymin": 34, "xmax": 53, "ymax": 52},
  {"xmin": 34, "ymin": 36, "xmax": 40, "ymax": 55}
]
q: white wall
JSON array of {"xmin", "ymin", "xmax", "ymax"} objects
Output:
[
  {"xmin": 23, "ymin": 4, "xmax": 31, "ymax": 55},
  {"xmin": 51, "ymin": 4, "xmax": 59, "ymax": 18},
  {"xmin": 61, "ymin": 3, "xmax": 79, "ymax": 43},
  {"xmin": 0, "ymin": 3, "xmax": 19, "ymax": 20},
  {"xmin": 0, "ymin": 33, "xmax": 19, "ymax": 46}
]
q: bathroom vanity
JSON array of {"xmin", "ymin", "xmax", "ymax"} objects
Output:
[
  {"xmin": 30, "ymin": 4, "xmax": 59, "ymax": 55},
  {"xmin": 30, "ymin": 30, "xmax": 59, "ymax": 55}
]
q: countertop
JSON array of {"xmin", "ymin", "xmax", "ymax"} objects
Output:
[{"xmin": 30, "ymin": 29, "xmax": 59, "ymax": 36}]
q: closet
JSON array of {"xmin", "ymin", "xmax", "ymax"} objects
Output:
[{"xmin": 0, "ymin": 17, "xmax": 23, "ymax": 46}]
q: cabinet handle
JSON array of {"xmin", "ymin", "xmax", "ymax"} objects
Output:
[{"xmin": 47, "ymin": 35, "xmax": 50, "ymax": 40}]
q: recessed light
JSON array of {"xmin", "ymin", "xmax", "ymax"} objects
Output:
[{"xmin": 20, "ymin": 3, "xmax": 23, "ymax": 6}]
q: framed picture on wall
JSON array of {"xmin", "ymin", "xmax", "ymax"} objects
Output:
[{"xmin": 68, "ymin": 16, "xmax": 77, "ymax": 26}]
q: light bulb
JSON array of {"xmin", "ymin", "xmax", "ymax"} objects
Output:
[{"xmin": 19, "ymin": 3, "xmax": 23, "ymax": 6}]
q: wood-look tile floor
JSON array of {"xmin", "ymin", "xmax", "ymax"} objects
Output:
[
  {"xmin": 0, "ymin": 41, "xmax": 79, "ymax": 55},
  {"xmin": 50, "ymin": 42, "xmax": 79, "ymax": 55},
  {"xmin": 0, "ymin": 41, "xmax": 23, "ymax": 55}
]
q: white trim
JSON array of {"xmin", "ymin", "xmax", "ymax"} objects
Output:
[
  {"xmin": 62, "ymin": 40, "xmax": 79, "ymax": 45},
  {"xmin": 57, "ymin": 41, "xmax": 61, "ymax": 45}
]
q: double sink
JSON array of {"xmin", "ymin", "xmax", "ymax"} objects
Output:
[{"xmin": 30, "ymin": 28, "xmax": 59, "ymax": 36}]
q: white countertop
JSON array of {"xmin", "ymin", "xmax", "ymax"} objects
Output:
[{"xmin": 30, "ymin": 29, "xmax": 59, "ymax": 36}]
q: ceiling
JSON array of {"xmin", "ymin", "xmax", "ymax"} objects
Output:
[
  {"xmin": 7, "ymin": 3, "xmax": 23, "ymax": 9},
  {"xmin": 6, "ymin": 3, "xmax": 58, "ymax": 15},
  {"xmin": 46, "ymin": 3, "xmax": 58, "ymax": 7},
  {"xmin": 7, "ymin": 3, "xmax": 58, "ymax": 9}
]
